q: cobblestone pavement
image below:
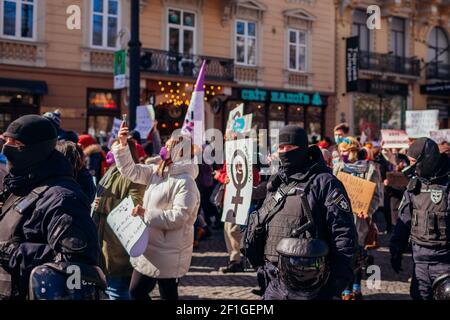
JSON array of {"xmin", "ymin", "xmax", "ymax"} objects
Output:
[{"xmin": 152, "ymin": 220, "xmax": 414, "ymax": 300}]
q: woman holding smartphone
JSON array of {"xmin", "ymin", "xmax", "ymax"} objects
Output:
[{"xmin": 112, "ymin": 120, "xmax": 200, "ymax": 300}]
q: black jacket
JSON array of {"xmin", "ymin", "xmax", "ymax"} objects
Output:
[{"xmin": 0, "ymin": 150, "xmax": 100, "ymax": 298}]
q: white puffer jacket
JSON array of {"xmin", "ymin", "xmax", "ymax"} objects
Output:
[{"xmin": 112, "ymin": 143, "xmax": 200, "ymax": 278}]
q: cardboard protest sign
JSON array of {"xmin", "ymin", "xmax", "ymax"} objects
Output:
[
  {"xmin": 386, "ymin": 172, "xmax": 409, "ymax": 189},
  {"xmin": 430, "ymin": 129, "xmax": 450, "ymax": 144},
  {"xmin": 107, "ymin": 196, "xmax": 149, "ymax": 257},
  {"xmin": 381, "ymin": 130, "xmax": 410, "ymax": 149},
  {"xmin": 405, "ymin": 110, "xmax": 439, "ymax": 138},
  {"xmin": 135, "ymin": 105, "xmax": 154, "ymax": 139},
  {"xmin": 337, "ymin": 172, "xmax": 376, "ymax": 219},
  {"xmin": 222, "ymin": 138, "xmax": 253, "ymax": 225}
]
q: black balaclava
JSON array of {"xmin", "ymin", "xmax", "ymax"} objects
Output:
[
  {"xmin": 2, "ymin": 115, "xmax": 57, "ymax": 176},
  {"xmin": 278, "ymin": 125, "xmax": 309, "ymax": 175},
  {"xmin": 407, "ymin": 137, "xmax": 441, "ymax": 179}
]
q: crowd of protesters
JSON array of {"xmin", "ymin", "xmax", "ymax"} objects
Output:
[{"xmin": 0, "ymin": 109, "xmax": 449, "ymax": 301}]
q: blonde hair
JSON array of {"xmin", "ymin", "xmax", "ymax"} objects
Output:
[{"xmin": 338, "ymin": 136, "xmax": 361, "ymax": 163}]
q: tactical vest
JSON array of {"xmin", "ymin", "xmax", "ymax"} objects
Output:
[
  {"xmin": 264, "ymin": 175, "xmax": 320, "ymax": 263},
  {"xmin": 410, "ymin": 181, "xmax": 450, "ymax": 248},
  {"xmin": 0, "ymin": 183, "xmax": 52, "ymax": 299}
]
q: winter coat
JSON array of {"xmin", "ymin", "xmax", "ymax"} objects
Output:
[
  {"xmin": 92, "ymin": 165, "xmax": 146, "ymax": 277},
  {"xmin": 112, "ymin": 143, "xmax": 200, "ymax": 279}
]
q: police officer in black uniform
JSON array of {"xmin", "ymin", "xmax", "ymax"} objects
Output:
[
  {"xmin": 390, "ymin": 137, "xmax": 450, "ymax": 300},
  {"xmin": 0, "ymin": 115, "xmax": 101, "ymax": 300},
  {"xmin": 260, "ymin": 125, "xmax": 357, "ymax": 300}
]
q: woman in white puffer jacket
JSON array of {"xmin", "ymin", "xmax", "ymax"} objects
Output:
[{"xmin": 112, "ymin": 122, "xmax": 200, "ymax": 300}]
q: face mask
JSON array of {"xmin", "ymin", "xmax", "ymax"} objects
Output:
[
  {"xmin": 2, "ymin": 143, "xmax": 52, "ymax": 175},
  {"xmin": 159, "ymin": 147, "xmax": 168, "ymax": 161},
  {"xmin": 278, "ymin": 147, "xmax": 309, "ymax": 175},
  {"xmin": 335, "ymin": 136, "xmax": 344, "ymax": 145},
  {"xmin": 341, "ymin": 153, "xmax": 350, "ymax": 163}
]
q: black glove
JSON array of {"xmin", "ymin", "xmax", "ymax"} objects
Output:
[
  {"xmin": 390, "ymin": 253, "xmax": 403, "ymax": 273},
  {"xmin": 0, "ymin": 240, "xmax": 19, "ymax": 267}
]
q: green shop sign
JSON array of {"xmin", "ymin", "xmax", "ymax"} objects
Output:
[{"xmin": 240, "ymin": 88, "xmax": 323, "ymax": 106}]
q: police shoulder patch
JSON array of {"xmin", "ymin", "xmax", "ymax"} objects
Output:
[{"xmin": 327, "ymin": 189, "xmax": 351, "ymax": 213}]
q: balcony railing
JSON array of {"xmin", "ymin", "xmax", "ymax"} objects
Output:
[
  {"xmin": 426, "ymin": 62, "xmax": 450, "ymax": 80},
  {"xmin": 359, "ymin": 51, "xmax": 420, "ymax": 77},
  {"xmin": 140, "ymin": 48, "xmax": 234, "ymax": 82}
]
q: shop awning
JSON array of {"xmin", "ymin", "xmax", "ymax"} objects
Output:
[{"xmin": 0, "ymin": 77, "xmax": 48, "ymax": 95}]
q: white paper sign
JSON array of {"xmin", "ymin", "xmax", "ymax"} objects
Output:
[
  {"xmin": 135, "ymin": 105, "xmax": 154, "ymax": 139},
  {"xmin": 232, "ymin": 114, "xmax": 253, "ymax": 134},
  {"xmin": 381, "ymin": 130, "xmax": 410, "ymax": 149},
  {"xmin": 430, "ymin": 129, "xmax": 450, "ymax": 144},
  {"xmin": 221, "ymin": 138, "xmax": 253, "ymax": 226},
  {"xmin": 107, "ymin": 196, "xmax": 149, "ymax": 257},
  {"xmin": 405, "ymin": 110, "xmax": 439, "ymax": 138}
]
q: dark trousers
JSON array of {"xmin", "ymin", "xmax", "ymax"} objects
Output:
[
  {"xmin": 129, "ymin": 270, "xmax": 179, "ymax": 300},
  {"xmin": 411, "ymin": 262, "xmax": 450, "ymax": 300},
  {"xmin": 198, "ymin": 185, "xmax": 219, "ymax": 226}
]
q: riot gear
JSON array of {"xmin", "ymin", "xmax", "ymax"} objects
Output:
[
  {"xmin": 29, "ymin": 262, "xmax": 106, "ymax": 300},
  {"xmin": 432, "ymin": 273, "xmax": 450, "ymax": 300}
]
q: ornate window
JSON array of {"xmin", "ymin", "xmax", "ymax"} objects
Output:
[{"xmin": 235, "ymin": 20, "xmax": 256, "ymax": 66}]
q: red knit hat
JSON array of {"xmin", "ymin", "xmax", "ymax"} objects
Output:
[{"xmin": 78, "ymin": 134, "xmax": 96, "ymax": 149}]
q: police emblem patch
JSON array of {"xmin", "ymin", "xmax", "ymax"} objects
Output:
[
  {"xmin": 334, "ymin": 194, "xmax": 351, "ymax": 213},
  {"xmin": 431, "ymin": 189, "xmax": 443, "ymax": 204}
]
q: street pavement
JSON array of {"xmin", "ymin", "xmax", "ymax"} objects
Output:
[{"xmin": 151, "ymin": 219, "xmax": 414, "ymax": 300}]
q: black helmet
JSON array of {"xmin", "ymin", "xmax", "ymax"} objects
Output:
[
  {"xmin": 276, "ymin": 237, "xmax": 329, "ymax": 298},
  {"xmin": 29, "ymin": 262, "xmax": 106, "ymax": 300},
  {"xmin": 433, "ymin": 273, "xmax": 450, "ymax": 300}
]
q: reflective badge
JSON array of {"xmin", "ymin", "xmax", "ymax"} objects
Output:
[{"xmin": 431, "ymin": 189, "xmax": 443, "ymax": 204}]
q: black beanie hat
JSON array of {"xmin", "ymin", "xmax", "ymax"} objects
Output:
[
  {"xmin": 279, "ymin": 125, "xmax": 308, "ymax": 148},
  {"xmin": 4, "ymin": 115, "xmax": 57, "ymax": 145}
]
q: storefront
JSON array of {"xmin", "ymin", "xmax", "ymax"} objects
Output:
[
  {"xmin": 351, "ymin": 79, "xmax": 408, "ymax": 141},
  {"xmin": 0, "ymin": 77, "xmax": 47, "ymax": 132},
  {"xmin": 144, "ymin": 79, "xmax": 227, "ymax": 142},
  {"xmin": 420, "ymin": 82, "xmax": 450, "ymax": 129},
  {"xmin": 223, "ymin": 87, "xmax": 328, "ymax": 143},
  {"xmin": 86, "ymin": 88, "xmax": 121, "ymax": 136}
]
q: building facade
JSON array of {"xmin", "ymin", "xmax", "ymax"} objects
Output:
[
  {"xmin": 335, "ymin": 0, "xmax": 450, "ymax": 140},
  {"xmin": 0, "ymin": 0, "xmax": 337, "ymax": 143}
]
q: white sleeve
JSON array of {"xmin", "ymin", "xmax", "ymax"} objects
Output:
[{"xmin": 111, "ymin": 143, "xmax": 153, "ymax": 185}]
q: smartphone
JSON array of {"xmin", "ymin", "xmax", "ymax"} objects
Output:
[{"xmin": 122, "ymin": 114, "xmax": 128, "ymax": 126}]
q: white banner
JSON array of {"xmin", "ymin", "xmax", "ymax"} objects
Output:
[
  {"xmin": 135, "ymin": 105, "xmax": 154, "ymax": 139},
  {"xmin": 107, "ymin": 196, "xmax": 149, "ymax": 257},
  {"xmin": 405, "ymin": 110, "xmax": 439, "ymax": 138},
  {"xmin": 221, "ymin": 138, "xmax": 253, "ymax": 226},
  {"xmin": 380, "ymin": 129, "xmax": 410, "ymax": 149},
  {"xmin": 430, "ymin": 129, "xmax": 450, "ymax": 144}
]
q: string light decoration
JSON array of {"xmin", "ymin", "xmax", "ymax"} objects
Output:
[{"xmin": 156, "ymin": 80, "xmax": 224, "ymax": 108}]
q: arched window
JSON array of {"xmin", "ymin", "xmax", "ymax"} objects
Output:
[{"xmin": 427, "ymin": 27, "xmax": 449, "ymax": 65}]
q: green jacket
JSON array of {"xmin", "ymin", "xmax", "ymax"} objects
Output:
[{"xmin": 92, "ymin": 165, "xmax": 146, "ymax": 277}]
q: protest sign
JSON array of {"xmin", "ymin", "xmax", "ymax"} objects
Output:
[
  {"xmin": 430, "ymin": 129, "xmax": 450, "ymax": 144},
  {"xmin": 386, "ymin": 172, "xmax": 409, "ymax": 189},
  {"xmin": 107, "ymin": 196, "xmax": 149, "ymax": 257},
  {"xmin": 226, "ymin": 104, "xmax": 244, "ymax": 132},
  {"xmin": 405, "ymin": 110, "xmax": 439, "ymax": 138},
  {"xmin": 135, "ymin": 105, "xmax": 154, "ymax": 139},
  {"xmin": 337, "ymin": 172, "xmax": 376, "ymax": 219},
  {"xmin": 381, "ymin": 130, "xmax": 410, "ymax": 149},
  {"xmin": 222, "ymin": 138, "xmax": 253, "ymax": 225},
  {"xmin": 232, "ymin": 114, "xmax": 253, "ymax": 134},
  {"xmin": 107, "ymin": 117, "xmax": 123, "ymax": 148}
]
